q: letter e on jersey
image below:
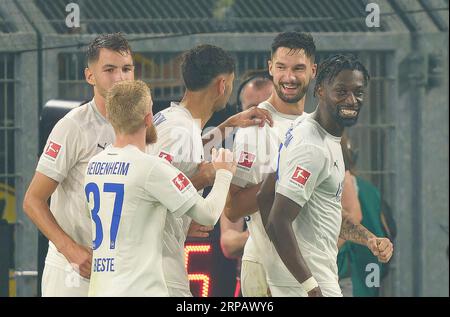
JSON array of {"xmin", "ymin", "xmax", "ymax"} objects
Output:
[
  {"xmin": 172, "ymin": 173, "xmax": 191, "ymax": 193},
  {"xmin": 237, "ymin": 151, "xmax": 256, "ymax": 170},
  {"xmin": 44, "ymin": 141, "xmax": 62, "ymax": 160},
  {"xmin": 290, "ymin": 165, "xmax": 311, "ymax": 187}
]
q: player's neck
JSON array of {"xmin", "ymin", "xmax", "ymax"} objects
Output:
[
  {"xmin": 93, "ymin": 94, "xmax": 107, "ymax": 118},
  {"xmin": 313, "ymin": 104, "xmax": 344, "ymax": 137},
  {"xmin": 268, "ymin": 93, "xmax": 305, "ymax": 116},
  {"xmin": 113, "ymin": 130, "xmax": 146, "ymax": 152},
  {"xmin": 180, "ymin": 91, "xmax": 215, "ymax": 129}
]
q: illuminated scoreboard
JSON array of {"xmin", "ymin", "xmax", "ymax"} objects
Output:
[{"xmin": 185, "ymin": 228, "xmax": 238, "ymax": 297}]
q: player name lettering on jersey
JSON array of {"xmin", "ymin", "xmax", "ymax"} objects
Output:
[
  {"xmin": 86, "ymin": 161, "xmax": 130, "ymax": 176},
  {"xmin": 93, "ymin": 257, "xmax": 115, "ymax": 272}
]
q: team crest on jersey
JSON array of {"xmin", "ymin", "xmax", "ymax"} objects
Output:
[
  {"xmin": 237, "ymin": 151, "xmax": 256, "ymax": 170},
  {"xmin": 44, "ymin": 141, "xmax": 62, "ymax": 160},
  {"xmin": 172, "ymin": 173, "xmax": 191, "ymax": 193},
  {"xmin": 159, "ymin": 151, "xmax": 174, "ymax": 164},
  {"xmin": 153, "ymin": 112, "xmax": 167, "ymax": 127},
  {"xmin": 290, "ymin": 165, "xmax": 311, "ymax": 187}
]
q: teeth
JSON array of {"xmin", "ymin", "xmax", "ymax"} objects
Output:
[
  {"xmin": 282, "ymin": 84, "xmax": 297, "ymax": 89},
  {"xmin": 340, "ymin": 109, "xmax": 357, "ymax": 116}
]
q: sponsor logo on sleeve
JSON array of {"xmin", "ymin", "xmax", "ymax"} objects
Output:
[
  {"xmin": 172, "ymin": 173, "xmax": 191, "ymax": 193},
  {"xmin": 237, "ymin": 151, "xmax": 256, "ymax": 170},
  {"xmin": 158, "ymin": 151, "xmax": 174, "ymax": 164},
  {"xmin": 44, "ymin": 141, "xmax": 62, "ymax": 160},
  {"xmin": 290, "ymin": 165, "xmax": 311, "ymax": 187}
]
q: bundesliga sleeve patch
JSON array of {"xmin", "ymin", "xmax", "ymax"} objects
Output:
[
  {"xmin": 290, "ymin": 165, "xmax": 311, "ymax": 186},
  {"xmin": 237, "ymin": 151, "xmax": 256, "ymax": 170},
  {"xmin": 172, "ymin": 173, "xmax": 191, "ymax": 193},
  {"xmin": 44, "ymin": 141, "xmax": 62, "ymax": 160},
  {"xmin": 158, "ymin": 151, "xmax": 174, "ymax": 164}
]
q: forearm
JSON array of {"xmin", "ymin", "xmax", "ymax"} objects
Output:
[
  {"xmin": 339, "ymin": 215, "xmax": 376, "ymax": 245},
  {"xmin": 23, "ymin": 196, "xmax": 74, "ymax": 253},
  {"xmin": 257, "ymin": 173, "xmax": 276, "ymax": 228},
  {"xmin": 225, "ymin": 184, "xmax": 260, "ymax": 222},
  {"xmin": 221, "ymin": 230, "xmax": 249, "ymax": 259},
  {"xmin": 268, "ymin": 219, "xmax": 313, "ymax": 284},
  {"xmin": 187, "ymin": 170, "xmax": 233, "ymax": 225}
]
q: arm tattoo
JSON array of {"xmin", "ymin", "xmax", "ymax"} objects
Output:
[{"xmin": 339, "ymin": 216, "xmax": 375, "ymax": 245}]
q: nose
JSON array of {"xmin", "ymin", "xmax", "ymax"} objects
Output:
[
  {"xmin": 118, "ymin": 70, "xmax": 126, "ymax": 81},
  {"xmin": 286, "ymin": 69, "xmax": 296, "ymax": 82},
  {"xmin": 346, "ymin": 93, "xmax": 357, "ymax": 105}
]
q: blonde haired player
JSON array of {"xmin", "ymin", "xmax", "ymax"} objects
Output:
[{"xmin": 85, "ymin": 80, "xmax": 236, "ymax": 296}]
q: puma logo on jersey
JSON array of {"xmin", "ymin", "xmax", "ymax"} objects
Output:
[
  {"xmin": 44, "ymin": 141, "xmax": 62, "ymax": 160},
  {"xmin": 97, "ymin": 143, "xmax": 108, "ymax": 150},
  {"xmin": 172, "ymin": 173, "xmax": 191, "ymax": 193},
  {"xmin": 290, "ymin": 165, "xmax": 311, "ymax": 186}
]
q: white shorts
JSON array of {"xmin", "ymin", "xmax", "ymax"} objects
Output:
[
  {"xmin": 269, "ymin": 285, "xmax": 307, "ymax": 297},
  {"xmin": 269, "ymin": 283, "xmax": 343, "ymax": 297},
  {"xmin": 240, "ymin": 260, "xmax": 270, "ymax": 297},
  {"xmin": 41, "ymin": 263, "xmax": 89, "ymax": 297}
]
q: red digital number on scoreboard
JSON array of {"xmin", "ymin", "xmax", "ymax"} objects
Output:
[{"xmin": 184, "ymin": 244, "xmax": 212, "ymax": 297}]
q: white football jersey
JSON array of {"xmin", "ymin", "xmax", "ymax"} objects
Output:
[
  {"xmin": 273, "ymin": 116, "xmax": 344, "ymax": 296},
  {"xmin": 36, "ymin": 100, "xmax": 115, "ymax": 270},
  {"xmin": 85, "ymin": 145, "xmax": 200, "ymax": 296},
  {"xmin": 231, "ymin": 102, "xmax": 306, "ymax": 268},
  {"xmin": 146, "ymin": 102, "xmax": 204, "ymax": 293}
]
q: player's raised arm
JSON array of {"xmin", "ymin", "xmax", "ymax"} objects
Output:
[{"xmin": 185, "ymin": 148, "xmax": 236, "ymax": 226}]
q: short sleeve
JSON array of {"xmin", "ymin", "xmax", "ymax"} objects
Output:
[
  {"xmin": 147, "ymin": 119, "xmax": 198, "ymax": 171},
  {"xmin": 276, "ymin": 143, "xmax": 327, "ymax": 207},
  {"xmin": 232, "ymin": 126, "xmax": 271, "ymax": 188},
  {"xmin": 36, "ymin": 117, "xmax": 84, "ymax": 183},
  {"xmin": 145, "ymin": 159, "xmax": 200, "ymax": 217}
]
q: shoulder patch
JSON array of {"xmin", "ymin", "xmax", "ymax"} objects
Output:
[
  {"xmin": 44, "ymin": 141, "xmax": 62, "ymax": 160},
  {"xmin": 290, "ymin": 165, "xmax": 311, "ymax": 186},
  {"xmin": 172, "ymin": 173, "xmax": 191, "ymax": 193},
  {"xmin": 237, "ymin": 151, "xmax": 256, "ymax": 170}
]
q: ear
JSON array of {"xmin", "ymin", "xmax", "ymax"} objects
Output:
[
  {"xmin": 316, "ymin": 85, "xmax": 324, "ymax": 97},
  {"xmin": 217, "ymin": 77, "xmax": 226, "ymax": 96},
  {"xmin": 85, "ymin": 67, "xmax": 95, "ymax": 86},
  {"xmin": 268, "ymin": 59, "xmax": 273, "ymax": 77},
  {"xmin": 144, "ymin": 112, "xmax": 152, "ymax": 127},
  {"xmin": 311, "ymin": 63, "xmax": 318, "ymax": 79}
]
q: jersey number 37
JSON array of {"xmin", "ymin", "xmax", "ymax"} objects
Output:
[{"xmin": 85, "ymin": 183, "xmax": 124, "ymax": 250}]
